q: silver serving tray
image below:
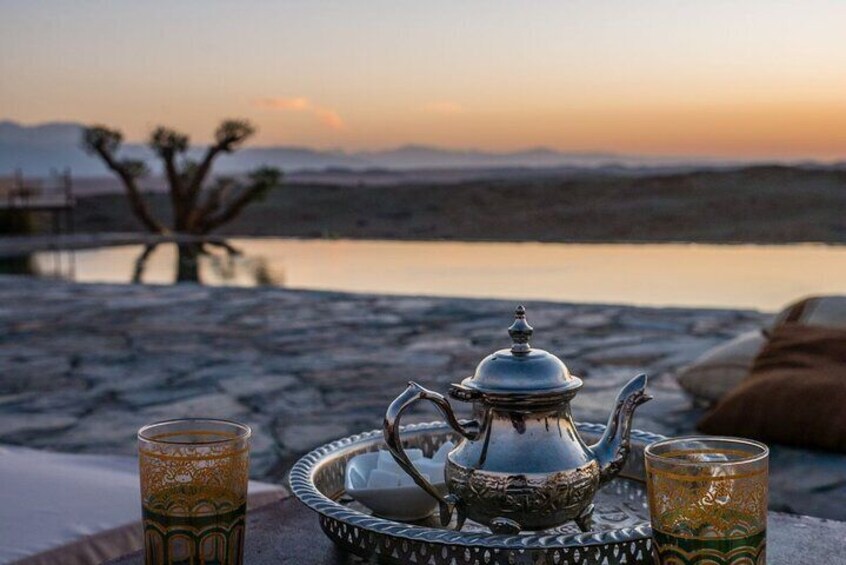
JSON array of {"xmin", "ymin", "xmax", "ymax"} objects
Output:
[{"xmin": 289, "ymin": 421, "xmax": 665, "ymax": 564}]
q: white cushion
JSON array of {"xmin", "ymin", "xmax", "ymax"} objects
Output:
[
  {"xmin": 677, "ymin": 330, "xmax": 766, "ymax": 404},
  {"xmin": 0, "ymin": 445, "xmax": 286, "ymax": 565}
]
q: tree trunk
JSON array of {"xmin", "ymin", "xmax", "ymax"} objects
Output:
[{"xmin": 175, "ymin": 243, "xmax": 202, "ymax": 283}]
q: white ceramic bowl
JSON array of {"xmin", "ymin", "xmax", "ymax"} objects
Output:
[{"xmin": 344, "ymin": 445, "xmax": 451, "ymax": 521}]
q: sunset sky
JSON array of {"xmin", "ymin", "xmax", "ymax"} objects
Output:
[{"xmin": 2, "ymin": 1, "xmax": 845, "ymax": 159}]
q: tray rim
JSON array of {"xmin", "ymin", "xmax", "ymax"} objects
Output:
[{"xmin": 289, "ymin": 420, "xmax": 666, "ymax": 550}]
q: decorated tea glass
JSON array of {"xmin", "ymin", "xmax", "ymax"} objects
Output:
[
  {"xmin": 138, "ymin": 419, "xmax": 251, "ymax": 565},
  {"xmin": 645, "ymin": 436, "xmax": 768, "ymax": 564}
]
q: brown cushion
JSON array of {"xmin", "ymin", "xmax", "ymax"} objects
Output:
[{"xmin": 698, "ymin": 323, "xmax": 846, "ymax": 452}]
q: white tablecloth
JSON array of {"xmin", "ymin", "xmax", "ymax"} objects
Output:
[{"xmin": 0, "ymin": 445, "xmax": 286, "ymax": 564}]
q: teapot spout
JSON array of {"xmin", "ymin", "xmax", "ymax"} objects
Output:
[{"xmin": 590, "ymin": 373, "xmax": 652, "ymax": 485}]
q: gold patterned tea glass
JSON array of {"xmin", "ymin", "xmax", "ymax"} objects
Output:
[
  {"xmin": 138, "ymin": 419, "xmax": 251, "ymax": 565},
  {"xmin": 645, "ymin": 436, "xmax": 768, "ymax": 565}
]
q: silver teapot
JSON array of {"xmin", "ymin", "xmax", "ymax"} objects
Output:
[{"xmin": 384, "ymin": 306, "xmax": 651, "ymax": 534}]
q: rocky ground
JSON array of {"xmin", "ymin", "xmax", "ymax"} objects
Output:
[{"xmin": 1, "ymin": 276, "xmax": 845, "ymax": 520}]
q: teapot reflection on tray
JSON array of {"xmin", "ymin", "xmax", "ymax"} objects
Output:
[{"xmin": 383, "ymin": 306, "xmax": 651, "ymax": 534}]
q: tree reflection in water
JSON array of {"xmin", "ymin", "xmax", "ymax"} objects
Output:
[{"xmin": 131, "ymin": 241, "xmax": 281, "ymax": 286}]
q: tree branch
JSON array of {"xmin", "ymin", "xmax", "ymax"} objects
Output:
[
  {"xmin": 185, "ymin": 145, "xmax": 222, "ymax": 206},
  {"xmin": 199, "ymin": 185, "xmax": 260, "ymax": 233},
  {"xmin": 189, "ymin": 176, "xmax": 236, "ymax": 229},
  {"xmin": 163, "ymin": 153, "xmax": 186, "ymax": 229},
  {"xmin": 200, "ymin": 168, "xmax": 281, "ymax": 233},
  {"xmin": 83, "ymin": 122, "xmax": 264, "ymax": 237},
  {"xmin": 149, "ymin": 127, "xmax": 189, "ymax": 230},
  {"xmin": 91, "ymin": 145, "xmax": 166, "ymax": 234},
  {"xmin": 184, "ymin": 120, "xmax": 256, "ymax": 210},
  {"xmin": 162, "ymin": 153, "xmax": 182, "ymax": 196}
]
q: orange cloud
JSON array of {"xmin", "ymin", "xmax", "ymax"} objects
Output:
[
  {"xmin": 313, "ymin": 107, "xmax": 345, "ymax": 130},
  {"xmin": 423, "ymin": 101, "xmax": 464, "ymax": 115},
  {"xmin": 255, "ymin": 97, "xmax": 345, "ymax": 130}
]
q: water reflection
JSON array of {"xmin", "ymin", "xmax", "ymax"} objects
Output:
[
  {"xmin": 118, "ymin": 241, "xmax": 283, "ymax": 286},
  {"xmin": 131, "ymin": 242, "xmax": 206, "ymax": 283},
  {"xmin": 32, "ymin": 239, "xmax": 846, "ymax": 310}
]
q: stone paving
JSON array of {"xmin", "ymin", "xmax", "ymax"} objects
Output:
[{"xmin": 1, "ymin": 275, "xmax": 845, "ymax": 520}]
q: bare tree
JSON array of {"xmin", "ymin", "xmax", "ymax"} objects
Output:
[{"xmin": 82, "ymin": 120, "xmax": 281, "ymax": 281}]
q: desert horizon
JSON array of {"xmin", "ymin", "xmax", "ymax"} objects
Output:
[{"xmin": 3, "ymin": 119, "xmax": 845, "ymax": 180}]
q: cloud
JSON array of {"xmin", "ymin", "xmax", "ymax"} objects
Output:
[
  {"xmin": 313, "ymin": 107, "xmax": 345, "ymax": 130},
  {"xmin": 255, "ymin": 97, "xmax": 346, "ymax": 130},
  {"xmin": 259, "ymin": 96, "xmax": 310, "ymax": 111},
  {"xmin": 423, "ymin": 101, "xmax": 464, "ymax": 115}
]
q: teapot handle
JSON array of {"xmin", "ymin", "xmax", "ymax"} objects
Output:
[{"xmin": 383, "ymin": 381, "xmax": 479, "ymax": 528}]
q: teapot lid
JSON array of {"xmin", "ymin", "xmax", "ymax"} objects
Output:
[{"xmin": 457, "ymin": 306, "xmax": 583, "ymax": 400}]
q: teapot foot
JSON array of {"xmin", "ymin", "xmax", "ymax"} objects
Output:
[
  {"xmin": 489, "ymin": 517, "xmax": 522, "ymax": 535},
  {"xmin": 575, "ymin": 504, "xmax": 595, "ymax": 532}
]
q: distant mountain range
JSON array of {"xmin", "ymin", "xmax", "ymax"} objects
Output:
[{"xmin": 0, "ymin": 119, "xmax": 836, "ymax": 177}]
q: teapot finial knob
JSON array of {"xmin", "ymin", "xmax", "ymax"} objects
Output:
[{"xmin": 508, "ymin": 305, "xmax": 533, "ymax": 354}]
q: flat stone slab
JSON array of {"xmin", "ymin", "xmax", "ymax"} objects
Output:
[{"xmin": 1, "ymin": 275, "xmax": 844, "ymax": 520}]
